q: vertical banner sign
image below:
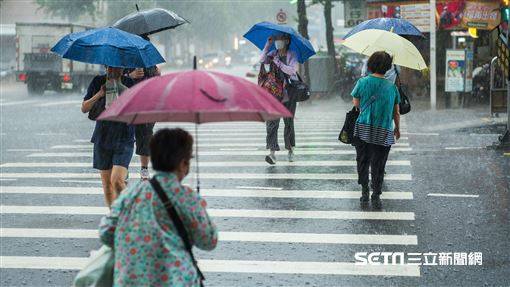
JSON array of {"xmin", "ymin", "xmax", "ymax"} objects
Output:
[
  {"xmin": 445, "ymin": 49, "xmax": 466, "ymax": 92},
  {"xmin": 344, "ymin": 0, "xmax": 366, "ymax": 28}
]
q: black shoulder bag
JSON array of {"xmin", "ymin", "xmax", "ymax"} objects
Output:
[
  {"xmin": 286, "ymin": 72, "xmax": 310, "ymax": 102},
  {"xmin": 150, "ymin": 178, "xmax": 205, "ymax": 286},
  {"xmin": 88, "ymin": 77, "xmax": 107, "ymax": 121},
  {"xmin": 395, "ymin": 67, "xmax": 411, "ymax": 115},
  {"xmin": 338, "ymin": 91, "xmax": 381, "ymax": 145},
  {"xmin": 88, "ymin": 97, "xmax": 105, "ymax": 121}
]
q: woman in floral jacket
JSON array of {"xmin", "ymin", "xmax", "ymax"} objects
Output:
[{"xmin": 100, "ymin": 128, "xmax": 218, "ymax": 287}]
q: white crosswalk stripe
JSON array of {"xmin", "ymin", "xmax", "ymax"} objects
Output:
[
  {"xmin": 0, "ymin": 186, "xmax": 414, "ymax": 199},
  {"xmin": 25, "ymin": 148, "xmax": 412, "ymax": 157},
  {"xmin": 0, "ymin": 228, "xmax": 417, "ymax": 245},
  {"xmin": 0, "ymin": 256, "xmax": 420, "ymax": 276},
  {"xmin": 0, "ymin": 115, "xmax": 419, "ymax": 283},
  {"xmin": 0, "ymin": 172, "xmax": 412, "ymax": 181}
]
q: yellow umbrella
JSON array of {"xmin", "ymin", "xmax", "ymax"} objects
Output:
[{"xmin": 341, "ymin": 29, "xmax": 427, "ymax": 70}]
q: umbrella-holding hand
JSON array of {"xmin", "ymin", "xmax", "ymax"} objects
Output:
[{"xmin": 129, "ymin": 68, "xmax": 145, "ymax": 79}]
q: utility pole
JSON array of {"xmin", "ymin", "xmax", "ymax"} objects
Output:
[{"xmin": 430, "ymin": 0, "xmax": 437, "ymax": 110}]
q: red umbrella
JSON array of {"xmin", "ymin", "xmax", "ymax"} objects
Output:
[{"xmin": 98, "ymin": 65, "xmax": 292, "ymax": 191}]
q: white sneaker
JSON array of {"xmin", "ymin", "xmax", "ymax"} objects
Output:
[
  {"xmin": 140, "ymin": 168, "xmax": 150, "ymax": 181},
  {"xmin": 288, "ymin": 149, "xmax": 295, "ymax": 162},
  {"xmin": 265, "ymin": 154, "xmax": 276, "ymax": 165}
]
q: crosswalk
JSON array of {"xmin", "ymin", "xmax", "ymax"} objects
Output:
[{"xmin": 0, "ymin": 110, "xmax": 420, "ymax": 286}]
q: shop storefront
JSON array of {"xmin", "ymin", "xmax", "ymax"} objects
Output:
[{"xmin": 365, "ymin": 0, "xmax": 502, "ymax": 108}]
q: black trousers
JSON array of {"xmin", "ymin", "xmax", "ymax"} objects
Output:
[
  {"xmin": 134, "ymin": 123, "xmax": 155, "ymax": 156},
  {"xmin": 266, "ymin": 99, "xmax": 297, "ymax": 151},
  {"xmin": 355, "ymin": 140, "xmax": 391, "ymax": 194}
]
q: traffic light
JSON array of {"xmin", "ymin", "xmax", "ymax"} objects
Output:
[{"xmin": 503, "ymin": 0, "xmax": 510, "ymax": 22}]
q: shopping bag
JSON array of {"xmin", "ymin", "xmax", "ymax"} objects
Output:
[{"xmin": 73, "ymin": 245, "xmax": 114, "ymax": 287}]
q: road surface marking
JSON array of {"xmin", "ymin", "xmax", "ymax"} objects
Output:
[
  {"xmin": 236, "ymin": 186, "xmax": 283, "ymax": 190},
  {"xmin": 1, "ymin": 160, "xmax": 412, "ymax": 168},
  {"xmin": 51, "ymin": 142, "xmax": 410, "ymax": 149},
  {"xmin": 26, "ymin": 149, "xmax": 413, "ymax": 157},
  {"xmin": 0, "ymin": 256, "xmax": 420, "ymax": 276},
  {"xmin": 6, "ymin": 149, "xmax": 43, "ymax": 152},
  {"xmin": 402, "ymin": 132, "xmax": 439, "ymax": 136},
  {"xmin": 0, "ymin": 228, "xmax": 417, "ymax": 245},
  {"xmin": 59, "ymin": 179, "xmax": 102, "ymax": 184},
  {"xmin": 69, "ymin": 136, "xmax": 409, "ymax": 142},
  {"xmin": 35, "ymin": 100, "xmax": 81, "ymax": 107},
  {"xmin": 0, "ymin": 187, "xmax": 413, "ymax": 200},
  {"xmin": 0, "ymin": 100, "xmax": 42, "ymax": 107},
  {"xmin": 444, "ymin": 147, "xmax": 484, "ymax": 150},
  {"xmin": 469, "ymin": 133, "xmax": 500, "ymax": 137},
  {"xmin": 0, "ymin": 172, "xmax": 412, "ymax": 181},
  {"xmin": 0, "ymin": 205, "xmax": 415, "ymax": 220},
  {"xmin": 35, "ymin": 132, "xmax": 67, "ymax": 136},
  {"xmin": 427, "ymin": 193, "xmax": 479, "ymax": 198}
]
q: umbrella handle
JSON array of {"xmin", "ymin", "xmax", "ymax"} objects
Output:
[
  {"xmin": 135, "ymin": 4, "xmax": 140, "ymax": 11},
  {"xmin": 195, "ymin": 123, "xmax": 200, "ymax": 194},
  {"xmin": 193, "ymin": 56, "xmax": 197, "ymax": 70}
]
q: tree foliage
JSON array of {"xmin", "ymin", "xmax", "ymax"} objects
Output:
[{"xmin": 35, "ymin": 0, "xmax": 97, "ymax": 22}]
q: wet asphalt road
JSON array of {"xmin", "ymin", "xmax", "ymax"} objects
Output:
[{"xmin": 0, "ymin": 66, "xmax": 509, "ymax": 286}]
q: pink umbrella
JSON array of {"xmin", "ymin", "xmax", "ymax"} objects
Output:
[
  {"xmin": 98, "ymin": 67, "xmax": 292, "ymax": 191},
  {"xmin": 98, "ymin": 70, "xmax": 292, "ymax": 124}
]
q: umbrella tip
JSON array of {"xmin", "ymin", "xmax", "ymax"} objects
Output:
[
  {"xmin": 135, "ymin": 4, "xmax": 139, "ymax": 11},
  {"xmin": 193, "ymin": 56, "xmax": 197, "ymax": 70}
]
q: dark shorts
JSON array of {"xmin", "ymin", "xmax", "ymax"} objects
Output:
[
  {"xmin": 93, "ymin": 143, "xmax": 134, "ymax": 170},
  {"xmin": 135, "ymin": 123, "xmax": 155, "ymax": 156}
]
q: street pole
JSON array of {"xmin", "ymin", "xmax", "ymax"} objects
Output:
[
  {"xmin": 506, "ymin": 21, "xmax": 510, "ymax": 146},
  {"xmin": 429, "ymin": 0, "xmax": 437, "ymax": 110}
]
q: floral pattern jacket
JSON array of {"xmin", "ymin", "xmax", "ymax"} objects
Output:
[{"xmin": 100, "ymin": 172, "xmax": 218, "ymax": 287}]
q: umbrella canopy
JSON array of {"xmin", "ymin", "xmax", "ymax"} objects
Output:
[
  {"xmin": 243, "ymin": 21, "xmax": 315, "ymax": 64},
  {"xmin": 343, "ymin": 18, "xmax": 425, "ymax": 39},
  {"xmin": 98, "ymin": 70, "xmax": 293, "ymax": 124},
  {"xmin": 51, "ymin": 27, "xmax": 165, "ymax": 68},
  {"xmin": 341, "ymin": 29, "xmax": 427, "ymax": 70},
  {"xmin": 112, "ymin": 7, "xmax": 188, "ymax": 36}
]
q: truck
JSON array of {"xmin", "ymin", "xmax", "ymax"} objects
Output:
[{"xmin": 15, "ymin": 22, "xmax": 100, "ymax": 95}]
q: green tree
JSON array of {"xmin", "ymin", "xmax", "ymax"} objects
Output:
[
  {"xmin": 312, "ymin": 0, "xmax": 341, "ymax": 74},
  {"xmin": 297, "ymin": 0, "xmax": 310, "ymax": 85},
  {"xmin": 35, "ymin": 0, "xmax": 97, "ymax": 22}
]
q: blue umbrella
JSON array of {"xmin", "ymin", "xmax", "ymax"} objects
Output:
[
  {"xmin": 243, "ymin": 22, "xmax": 315, "ymax": 64},
  {"xmin": 51, "ymin": 27, "xmax": 165, "ymax": 68},
  {"xmin": 343, "ymin": 18, "xmax": 424, "ymax": 39}
]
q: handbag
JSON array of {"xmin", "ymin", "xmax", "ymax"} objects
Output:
[
  {"xmin": 286, "ymin": 73, "xmax": 310, "ymax": 102},
  {"xmin": 88, "ymin": 96, "xmax": 105, "ymax": 121},
  {"xmin": 150, "ymin": 178, "xmax": 205, "ymax": 287},
  {"xmin": 395, "ymin": 67, "xmax": 411, "ymax": 115},
  {"xmin": 338, "ymin": 92, "xmax": 381, "ymax": 145},
  {"xmin": 258, "ymin": 61, "xmax": 284, "ymax": 99},
  {"xmin": 73, "ymin": 245, "xmax": 114, "ymax": 287},
  {"xmin": 338, "ymin": 106, "xmax": 360, "ymax": 144}
]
